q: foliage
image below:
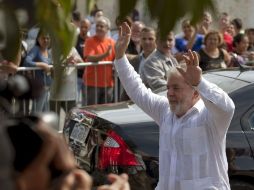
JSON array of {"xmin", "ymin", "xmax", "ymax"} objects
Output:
[
  {"xmin": 0, "ymin": 0, "xmax": 75, "ymax": 94},
  {"xmin": 36, "ymin": 0, "xmax": 76, "ymax": 94},
  {"xmin": 0, "ymin": 2, "xmax": 20, "ymax": 62}
]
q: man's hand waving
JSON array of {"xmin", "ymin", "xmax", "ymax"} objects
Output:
[
  {"xmin": 115, "ymin": 22, "xmax": 131, "ymax": 60},
  {"xmin": 177, "ymin": 50, "xmax": 202, "ymax": 87}
]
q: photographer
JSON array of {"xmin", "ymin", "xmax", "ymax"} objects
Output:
[
  {"xmin": 0, "ymin": 59, "xmax": 130, "ymax": 190},
  {"xmin": 13, "ymin": 119, "xmax": 91, "ymax": 190},
  {"xmin": 1, "ymin": 113, "xmax": 130, "ymax": 190}
]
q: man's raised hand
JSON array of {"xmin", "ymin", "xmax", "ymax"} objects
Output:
[
  {"xmin": 177, "ymin": 50, "xmax": 202, "ymax": 87},
  {"xmin": 115, "ymin": 22, "xmax": 131, "ymax": 60}
]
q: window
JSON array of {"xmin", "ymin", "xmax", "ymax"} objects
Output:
[{"xmin": 248, "ymin": 112, "xmax": 254, "ymax": 130}]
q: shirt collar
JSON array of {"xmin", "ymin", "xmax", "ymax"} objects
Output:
[
  {"xmin": 175, "ymin": 98, "xmax": 204, "ymax": 120},
  {"xmin": 156, "ymin": 49, "xmax": 174, "ymax": 63},
  {"xmin": 140, "ymin": 48, "xmax": 157, "ymax": 60},
  {"xmin": 192, "ymin": 98, "xmax": 204, "ymax": 113}
]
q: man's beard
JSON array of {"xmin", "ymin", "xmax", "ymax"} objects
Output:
[{"xmin": 169, "ymin": 101, "xmax": 182, "ymax": 115}]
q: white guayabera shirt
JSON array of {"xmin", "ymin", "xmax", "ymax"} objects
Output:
[{"xmin": 114, "ymin": 55, "xmax": 235, "ymax": 190}]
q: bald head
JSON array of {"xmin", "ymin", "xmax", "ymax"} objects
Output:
[
  {"xmin": 80, "ymin": 19, "xmax": 91, "ymax": 39},
  {"xmin": 96, "ymin": 16, "xmax": 111, "ymax": 29},
  {"xmin": 131, "ymin": 21, "xmax": 145, "ymax": 43}
]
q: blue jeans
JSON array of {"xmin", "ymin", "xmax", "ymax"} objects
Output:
[
  {"xmin": 32, "ymin": 88, "xmax": 49, "ymax": 112},
  {"xmin": 77, "ymin": 77, "xmax": 84, "ymax": 105}
]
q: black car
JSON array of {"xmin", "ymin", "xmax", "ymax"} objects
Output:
[{"xmin": 63, "ymin": 68, "xmax": 254, "ymax": 190}]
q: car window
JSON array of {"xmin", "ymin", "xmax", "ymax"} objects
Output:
[
  {"xmin": 248, "ymin": 112, "xmax": 254, "ymax": 131},
  {"xmin": 238, "ymin": 104, "xmax": 254, "ymax": 131}
]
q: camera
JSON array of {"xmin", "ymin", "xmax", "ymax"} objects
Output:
[{"xmin": 6, "ymin": 116, "xmax": 43, "ymax": 172}]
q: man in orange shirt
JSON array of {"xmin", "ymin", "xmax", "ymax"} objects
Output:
[{"xmin": 83, "ymin": 16, "xmax": 115, "ymax": 105}]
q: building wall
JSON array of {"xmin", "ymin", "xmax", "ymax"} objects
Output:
[
  {"xmin": 76, "ymin": 0, "xmax": 119, "ymax": 28},
  {"xmin": 214, "ymin": 0, "xmax": 254, "ymax": 28},
  {"xmin": 75, "ymin": 0, "xmax": 254, "ymax": 30}
]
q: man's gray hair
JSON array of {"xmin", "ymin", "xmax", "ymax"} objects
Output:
[
  {"xmin": 96, "ymin": 16, "xmax": 111, "ymax": 29},
  {"xmin": 167, "ymin": 62, "xmax": 187, "ymax": 80},
  {"xmin": 133, "ymin": 21, "xmax": 145, "ymax": 28},
  {"xmin": 167, "ymin": 66, "xmax": 181, "ymax": 79},
  {"xmin": 166, "ymin": 63, "xmax": 198, "ymax": 91}
]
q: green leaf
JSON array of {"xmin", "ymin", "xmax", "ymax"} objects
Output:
[
  {"xmin": 86, "ymin": 0, "xmax": 96, "ymax": 14},
  {"xmin": 0, "ymin": 3, "xmax": 20, "ymax": 63},
  {"xmin": 119, "ymin": 0, "xmax": 137, "ymax": 18},
  {"xmin": 156, "ymin": 0, "xmax": 186, "ymax": 38},
  {"xmin": 59, "ymin": 0, "xmax": 73, "ymax": 16},
  {"xmin": 36, "ymin": 0, "xmax": 75, "ymax": 93},
  {"xmin": 146, "ymin": 0, "xmax": 215, "ymax": 39},
  {"xmin": 36, "ymin": 0, "xmax": 75, "ymax": 58},
  {"xmin": 190, "ymin": 0, "xmax": 216, "ymax": 25},
  {"xmin": 146, "ymin": 0, "xmax": 164, "ymax": 19}
]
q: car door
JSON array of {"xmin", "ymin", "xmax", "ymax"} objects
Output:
[
  {"xmin": 241, "ymin": 105, "xmax": 254, "ymax": 158},
  {"xmin": 121, "ymin": 121, "xmax": 159, "ymax": 188},
  {"xmin": 227, "ymin": 84, "xmax": 254, "ymax": 178}
]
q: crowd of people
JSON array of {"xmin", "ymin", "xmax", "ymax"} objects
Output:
[{"xmin": 16, "ymin": 9, "xmax": 254, "ymax": 112}]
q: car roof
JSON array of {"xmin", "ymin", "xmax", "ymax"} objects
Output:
[
  {"xmin": 203, "ymin": 69, "xmax": 254, "ymax": 93},
  {"xmin": 156, "ymin": 69, "xmax": 254, "ymax": 96},
  {"xmin": 85, "ymin": 102, "xmax": 154, "ymax": 124},
  {"xmin": 88, "ymin": 69, "xmax": 254, "ymax": 125}
]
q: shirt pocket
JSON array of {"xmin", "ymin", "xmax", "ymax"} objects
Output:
[{"xmin": 183, "ymin": 126, "xmax": 208, "ymax": 155}]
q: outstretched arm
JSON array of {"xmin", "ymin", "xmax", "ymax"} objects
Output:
[
  {"xmin": 114, "ymin": 23, "xmax": 168, "ymax": 125},
  {"xmin": 115, "ymin": 23, "xmax": 131, "ymax": 60},
  {"xmin": 177, "ymin": 49, "xmax": 202, "ymax": 87},
  {"xmin": 178, "ymin": 50, "xmax": 235, "ymax": 138},
  {"xmin": 0, "ymin": 60, "xmax": 18, "ymax": 74}
]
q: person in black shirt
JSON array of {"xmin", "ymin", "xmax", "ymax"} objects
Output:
[
  {"xmin": 198, "ymin": 30, "xmax": 231, "ymax": 71},
  {"xmin": 75, "ymin": 19, "xmax": 90, "ymax": 105},
  {"xmin": 126, "ymin": 21, "xmax": 144, "ymax": 55}
]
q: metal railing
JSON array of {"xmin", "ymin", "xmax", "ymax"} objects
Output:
[{"xmin": 12, "ymin": 61, "xmax": 122, "ymax": 115}]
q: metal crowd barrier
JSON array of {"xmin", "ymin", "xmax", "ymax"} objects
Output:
[{"xmin": 13, "ymin": 61, "xmax": 122, "ymax": 115}]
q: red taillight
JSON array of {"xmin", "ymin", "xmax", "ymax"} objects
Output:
[{"xmin": 98, "ymin": 130, "xmax": 140, "ymax": 169}]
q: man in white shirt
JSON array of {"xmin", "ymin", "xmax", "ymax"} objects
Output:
[{"xmin": 114, "ymin": 22, "xmax": 235, "ymax": 190}]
